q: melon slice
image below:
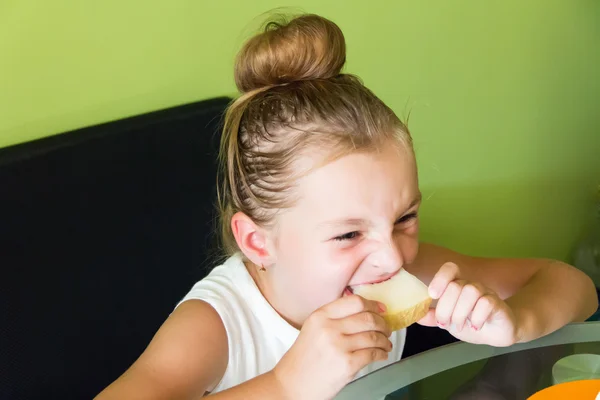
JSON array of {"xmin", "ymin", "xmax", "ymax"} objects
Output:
[{"xmin": 352, "ymin": 269, "xmax": 432, "ymax": 331}]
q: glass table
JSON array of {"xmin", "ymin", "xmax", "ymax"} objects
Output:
[{"xmin": 336, "ymin": 322, "xmax": 600, "ymax": 399}]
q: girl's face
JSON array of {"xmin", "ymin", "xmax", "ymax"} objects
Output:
[{"xmin": 267, "ymin": 142, "xmax": 421, "ymax": 324}]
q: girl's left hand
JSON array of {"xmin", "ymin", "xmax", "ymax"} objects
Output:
[{"xmin": 417, "ymin": 262, "xmax": 520, "ymax": 347}]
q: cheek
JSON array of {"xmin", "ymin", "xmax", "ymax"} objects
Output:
[
  {"xmin": 303, "ymin": 244, "xmax": 359, "ymax": 286},
  {"xmin": 320, "ymin": 243, "xmax": 373, "ymax": 287},
  {"xmin": 275, "ymin": 228, "xmax": 327, "ymax": 278},
  {"xmin": 280, "ymin": 238, "xmax": 359, "ymax": 295},
  {"xmin": 273, "ymin": 223, "xmax": 366, "ymax": 301},
  {"xmin": 325, "ymin": 248, "xmax": 362, "ymax": 278},
  {"xmin": 401, "ymin": 223, "xmax": 420, "ymax": 264}
]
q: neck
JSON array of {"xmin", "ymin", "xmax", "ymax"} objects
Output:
[{"xmin": 244, "ymin": 260, "xmax": 304, "ymax": 329}]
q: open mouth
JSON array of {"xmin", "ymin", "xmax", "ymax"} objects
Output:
[{"xmin": 345, "ymin": 272, "xmax": 399, "ymax": 296}]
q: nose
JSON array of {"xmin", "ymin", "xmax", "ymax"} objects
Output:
[{"xmin": 368, "ymin": 235, "xmax": 405, "ymax": 274}]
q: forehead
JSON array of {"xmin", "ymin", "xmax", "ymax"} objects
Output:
[{"xmin": 290, "ymin": 144, "xmax": 419, "ymax": 222}]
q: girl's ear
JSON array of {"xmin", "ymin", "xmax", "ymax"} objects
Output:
[{"xmin": 231, "ymin": 212, "xmax": 275, "ymax": 267}]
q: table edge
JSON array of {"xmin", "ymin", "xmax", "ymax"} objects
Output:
[{"xmin": 335, "ymin": 322, "xmax": 600, "ymax": 400}]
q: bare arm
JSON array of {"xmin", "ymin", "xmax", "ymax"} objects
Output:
[
  {"xmin": 205, "ymin": 372, "xmax": 287, "ymax": 399},
  {"xmin": 503, "ymin": 260, "xmax": 596, "ymax": 341},
  {"xmin": 95, "ymin": 300, "xmax": 228, "ymax": 400},
  {"xmin": 408, "ymin": 243, "xmax": 597, "ymax": 341}
]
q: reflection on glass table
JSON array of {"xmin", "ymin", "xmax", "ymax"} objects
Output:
[{"xmin": 336, "ymin": 322, "xmax": 600, "ymax": 400}]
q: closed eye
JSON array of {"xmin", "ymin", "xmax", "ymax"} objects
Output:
[
  {"xmin": 396, "ymin": 213, "xmax": 418, "ymax": 224},
  {"xmin": 333, "ymin": 231, "xmax": 361, "ymax": 241}
]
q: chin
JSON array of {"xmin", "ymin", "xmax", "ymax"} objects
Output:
[{"xmin": 311, "ymin": 293, "xmax": 342, "ymax": 310}]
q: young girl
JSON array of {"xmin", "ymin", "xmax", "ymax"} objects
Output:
[{"xmin": 97, "ymin": 14, "xmax": 596, "ymax": 400}]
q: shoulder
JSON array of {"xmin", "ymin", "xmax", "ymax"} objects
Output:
[{"xmin": 178, "ymin": 254, "xmax": 249, "ymax": 317}]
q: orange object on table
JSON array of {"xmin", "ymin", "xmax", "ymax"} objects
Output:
[{"xmin": 527, "ymin": 379, "xmax": 600, "ymax": 399}]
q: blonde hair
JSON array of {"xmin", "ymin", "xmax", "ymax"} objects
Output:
[{"xmin": 217, "ymin": 14, "xmax": 412, "ymax": 255}]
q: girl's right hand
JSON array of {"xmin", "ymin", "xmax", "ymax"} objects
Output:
[{"xmin": 272, "ymin": 294, "xmax": 392, "ymax": 400}]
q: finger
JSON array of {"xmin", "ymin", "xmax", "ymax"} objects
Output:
[
  {"xmin": 350, "ymin": 348, "xmax": 389, "ymax": 372},
  {"xmin": 339, "ymin": 311, "xmax": 391, "ymax": 336},
  {"xmin": 435, "ymin": 280, "xmax": 463, "ymax": 327},
  {"xmin": 429, "ymin": 262, "xmax": 460, "ymax": 299},
  {"xmin": 452, "ymin": 283, "xmax": 487, "ymax": 332},
  {"xmin": 416, "ymin": 308, "xmax": 437, "ymax": 327},
  {"xmin": 470, "ymin": 294, "xmax": 497, "ymax": 331},
  {"xmin": 346, "ymin": 331, "xmax": 393, "ymax": 352},
  {"xmin": 322, "ymin": 294, "xmax": 385, "ymax": 320}
]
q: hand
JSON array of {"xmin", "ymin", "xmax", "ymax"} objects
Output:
[
  {"xmin": 418, "ymin": 262, "xmax": 519, "ymax": 347},
  {"xmin": 273, "ymin": 295, "xmax": 392, "ymax": 400}
]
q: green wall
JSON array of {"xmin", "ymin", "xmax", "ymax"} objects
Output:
[{"xmin": 1, "ymin": 1, "xmax": 598, "ymax": 260}]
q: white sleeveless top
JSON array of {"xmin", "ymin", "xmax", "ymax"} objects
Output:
[{"xmin": 177, "ymin": 253, "xmax": 406, "ymax": 393}]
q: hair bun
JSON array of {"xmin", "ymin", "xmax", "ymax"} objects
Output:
[{"xmin": 235, "ymin": 14, "xmax": 346, "ymax": 93}]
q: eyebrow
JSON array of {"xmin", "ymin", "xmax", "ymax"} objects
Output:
[
  {"xmin": 318, "ymin": 192, "xmax": 423, "ymax": 229},
  {"xmin": 410, "ymin": 192, "xmax": 423, "ymax": 208}
]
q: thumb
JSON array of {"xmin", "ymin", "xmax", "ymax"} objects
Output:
[{"xmin": 416, "ymin": 308, "xmax": 437, "ymax": 327}]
